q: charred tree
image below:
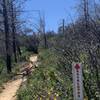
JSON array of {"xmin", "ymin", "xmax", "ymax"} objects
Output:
[
  {"xmin": 2, "ymin": 0, "xmax": 12, "ymax": 73},
  {"xmin": 10, "ymin": 0, "xmax": 17, "ymax": 63},
  {"xmin": 43, "ymin": 15, "xmax": 48, "ymax": 49},
  {"xmin": 83, "ymin": 0, "xmax": 89, "ymax": 30}
]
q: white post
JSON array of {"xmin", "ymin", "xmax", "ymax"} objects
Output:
[{"xmin": 72, "ymin": 62, "xmax": 83, "ymax": 100}]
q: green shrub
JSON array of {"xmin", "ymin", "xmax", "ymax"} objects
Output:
[{"xmin": 17, "ymin": 49, "xmax": 72, "ymax": 100}]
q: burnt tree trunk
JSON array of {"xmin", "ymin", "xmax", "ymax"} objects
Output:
[
  {"xmin": 11, "ymin": 0, "xmax": 17, "ymax": 63},
  {"xmin": 3, "ymin": 0, "xmax": 12, "ymax": 73}
]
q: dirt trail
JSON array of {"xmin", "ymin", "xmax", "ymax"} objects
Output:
[{"xmin": 0, "ymin": 55, "xmax": 37, "ymax": 100}]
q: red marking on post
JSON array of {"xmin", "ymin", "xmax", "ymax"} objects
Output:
[
  {"xmin": 75, "ymin": 64, "xmax": 80, "ymax": 70},
  {"xmin": 77, "ymin": 79, "xmax": 79, "ymax": 82}
]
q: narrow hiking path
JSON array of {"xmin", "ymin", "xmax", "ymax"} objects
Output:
[{"xmin": 0, "ymin": 55, "xmax": 38, "ymax": 100}]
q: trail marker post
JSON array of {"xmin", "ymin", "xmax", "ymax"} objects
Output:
[{"xmin": 72, "ymin": 63, "xmax": 83, "ymax": 100}]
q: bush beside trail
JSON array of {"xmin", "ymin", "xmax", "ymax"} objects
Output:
[{"xmin": 17, "ymin": 49, "xmax": 73, "ymax": 100}]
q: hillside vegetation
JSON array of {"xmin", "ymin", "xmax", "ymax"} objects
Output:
[{"xmin": 17, "ymin": 49, "xmax": 73, "ymax": 100}]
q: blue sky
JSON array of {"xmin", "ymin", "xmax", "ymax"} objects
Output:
[{"xmin": 23, "ymin": 0, "xmax": 80, "ymax": 32}]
